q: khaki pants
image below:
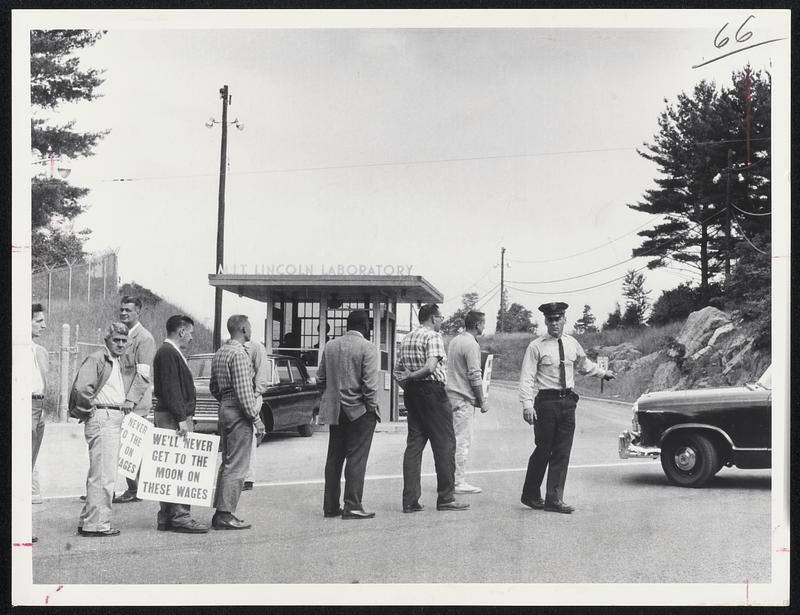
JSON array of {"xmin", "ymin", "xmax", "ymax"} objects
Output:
[
  {"xmin": 449, "ymin": 395, "xmax": 476, "ymax": 485},
  {"xmin": 214, "ymin": 400, "xmax": 253, "ymax": 514},
  {"xmin": 79, "ymin": 408, "xmax": 124, "ymax": 532}
]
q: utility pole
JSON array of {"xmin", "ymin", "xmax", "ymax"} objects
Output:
[
  {"xmin": 499, "ymin": 247, "xmax": 506, "ymax": 333},
  {"xmin": 723, "ymin": 148, "xmax": 733, "ymax": 288},
  {"xmin": 213, "ymin": 85, "xmax": 230, "ymax": 350}
]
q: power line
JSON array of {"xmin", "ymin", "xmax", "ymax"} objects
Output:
[
  {"xmin": 506, "ymin": 265, "xmax": 649, "ymax": 296},
  {"xmin": 102, "ymin": 137, "xmax": 771, "ymax": 184},
  {"xmin": 476, "ymin": 285, "xmax": 502, "ymax": 310},
  {"xmin": 731, "ymin": 202, "xmax": 771, "ymax": 217},
  {"xmin": 509, "ymin": 217, "xmax": 659, "ymax": 264},
  {"xmin": 731, "ymin": 213, "xmax": 769, "ymax": 255}
]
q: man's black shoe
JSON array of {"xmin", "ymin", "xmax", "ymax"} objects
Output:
[
  {"xmin": 242, "ymin": 481, "xmax": 254, "ymax": 491},
  {"xmin": 341, "ymin": 509, "xmax": 375, "ymax": 520},
  {"xmin": 521, "ymin": 496, "xmax": 546, "ymax": 510},
  {"xmin": 436, "ymin": 500, "xmax": 470, "ymax": 512},
  {"xmin": 544, "ymin": 500, "xmax": 575, "ymax": 514},
  {"xmin": 167, "ymin": 519, "xmax": 209, "ymax": 533},
  {"xmin": 402, "ymin": 503, "xmax": 425, "ymax": 513},
  {"xmin": 324, "ymin": 509, "xmax": 342, "ymax": 518},
  {"xmin": 211, "ymin": 514, "xmax": 252, "ymax": 530},
  {"xmin": 113, "ymin": 491, "xmax": 141, "ymax": 504}
]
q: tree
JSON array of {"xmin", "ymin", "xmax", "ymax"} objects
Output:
[
  {"xmin": 573, "ymin": 304, "xmax": 597, "ymax": 334},
  {"xmin": 725, "ymin": 232, "xmax": 770, "ymax": 349},
  {"xmin": 648, "ymin": 283, "xmax": 701, "ymax": 326},
  {"xmin": 501, "ymin": 302, "xmax": 537, "ymax": 334},
  {"xmin": 628, "ymin": 70, "xmax": 771, "ymax": 301},
  {"xmin": 603, "ymin": 303, "xmax": 623, "ymax": 330},
  {"xmin": 31, "ymin": 30, "xmax": 108, "ymax": 270},
  {"xmin": 440, "ymin": 292, "xmax": 479, "ymax": 336},
  {"xmin": 621, "ymin": 269, "xmax": 650, "ymax": 326}
]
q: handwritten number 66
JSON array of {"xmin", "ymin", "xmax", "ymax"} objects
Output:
[{"xmin": 714, "ymin": 15, "xmax": 755, "ymax": 49}]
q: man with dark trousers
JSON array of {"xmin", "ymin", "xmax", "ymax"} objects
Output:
[
  {"xmin": 395, "ymin": 304, "xmax": 469, "ymax": 513},
  {"xmin": 317, "ymin": 310, "xmax": 380, "ymax": 520},
  {"xmin": 152, "ymin": 315, "xmax": 208, "ymax": 533},
  {"xmin": 519, "ymin": 301, "xmax": 615, "ymax": 514},
  {"xmin": 209, "ymin": 314, "xmax": 266, "ymax": 530}
]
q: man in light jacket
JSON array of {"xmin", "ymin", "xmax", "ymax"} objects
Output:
[{"xmin": 316, "ymin": 310, "xmax": 380, "ymax": 520}]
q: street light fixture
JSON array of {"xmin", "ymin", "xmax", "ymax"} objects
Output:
[{"xmin": 31, "ymin": 146, "xmax": 72, "ymax": 179}]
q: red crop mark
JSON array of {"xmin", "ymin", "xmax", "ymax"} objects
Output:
[
  {"xmin": 776, "ymin": 547, "xmax": 790, "ymax": 552},
  {"xmin": 44, "ymin": 585, "xmax": 63, "ymax": 604},
  {"xmin": 12, "ymin": 542, "xmax": 33, "ymax": 547},
  {"xmin": 11, "ymin": 244, "xmax": 31, "ymax": 252}
]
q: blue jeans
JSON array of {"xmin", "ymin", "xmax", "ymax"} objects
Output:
[{"xmin": 214, "ymin": 400, "xmax": 253, "ymax": 515}]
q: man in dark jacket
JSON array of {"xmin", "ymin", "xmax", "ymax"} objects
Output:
[
  {"xmin": 152, "ymin": 315, "xmax": 208, "ymax": 533},
  {"xmin": 316, "ymin": 310, "xmax": 380, "ymax": 520}
]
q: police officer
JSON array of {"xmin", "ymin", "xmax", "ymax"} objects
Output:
[{"xmin": 518, "ymin": 302, "xmax": 615, "ymax": 514}]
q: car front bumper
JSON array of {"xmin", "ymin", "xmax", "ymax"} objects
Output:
[{"xmin": 618, "ymin": 430, "xmax": 660, "ymax": 460}]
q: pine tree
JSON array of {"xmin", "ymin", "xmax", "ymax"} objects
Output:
[
  {"xmin": 628, "ymin": 70, "xmax": 771, "ymax": 302},
  {"xmin": 31, "ymin": 30, "xmax": 108, "ymax": 270},
  {"xmin": 441, "ymin": 292, "xmax": 480, "ymax": 336},
  {"xmin": 574, "ymin": 304, "xmax": 597, "ymax": 334},
  {"xmin": 621, "ymin": 270, "xmax": 650, "ymax": 326}
]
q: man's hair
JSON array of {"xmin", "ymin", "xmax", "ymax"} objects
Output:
[
  {"xmin": 32, "ymin": 303, "xmax": 44, "ymax": 317},
  {"xmin": 418, "ymin": 304, "xmax": 440, "ymax": 324},
  {"xmin": 464, "ymin": 310, "xmax": 485, "ymax": 330},
  {"xmin": 105, "ymin": 322, "xmax": 129, "ymax": 339},
  {"xmin": 120, "ymin": 295, "xmax": 142, "ymax": 310},
  {"xmin": 346, "ymin": 309, "xmax": 370, "ymax": 334},
  {"xmin": 166, "ymin": 314, "xmax": 194, "ymax": 334},
  {"xmin": 226, "ymin": 314, "xmax": 250, "ymax": 335}
]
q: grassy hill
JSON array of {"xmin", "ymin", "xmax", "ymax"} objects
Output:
[{"xmin": 36, "ymin": 282, "xmax": 213, "ymax": 420}]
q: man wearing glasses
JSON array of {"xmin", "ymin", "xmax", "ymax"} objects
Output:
[
  {"xmin": 518, "ymin": 302, "xmax": 615, "ymax": 514},
  {"xmin": 395, "ymin": 304, "xmax": 469, "ymax": 513}
]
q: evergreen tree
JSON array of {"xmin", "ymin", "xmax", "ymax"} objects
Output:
[
  {"xmin": 628, "ymin": 70, "xmax": 771, "ymax": 301},
  {"xmin": 440, "ymin": 292, "xmax": 479, "ymax": 336},
  {"xmin": 621, "ymin": 270, "xmax": 650, "ymax": 326},
  {"xmin": 573, "ymin": 304, "xmax": 597, "ymax": 334},
  {"xmin": 502, "ymin": 302, "xmax": 537, "ymax": 334},
  {"xmin": 31, "ymin": 30, "xmax": 108, "ymax": 270},
  {"xmin": 603, "ymin": 303, "xmax": 623, "ymax": 330}
]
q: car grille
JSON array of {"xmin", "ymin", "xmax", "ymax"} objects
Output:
[{"xmin": 194, "ymin": 399, "xmax": 220, "ymax": 421}]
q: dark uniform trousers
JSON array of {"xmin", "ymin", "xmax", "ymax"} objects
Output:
[
  {"xmin": 402, "ymin": 381, "xmax": 456, "ymax": 507},
  {"xmin": 323, "ymin": 410, "xmax": 378, "ymax": 514},
  {"xmin": 521, "ymin": 391, "xmax": 579, "ymax": 503},
  {"xmin": 154, "ymin": 411, "xmax": 192, "ymax": 526}
]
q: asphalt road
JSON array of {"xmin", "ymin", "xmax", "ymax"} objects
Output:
[{"xmin": 31, "ymin": 384, "xmax": 771, "ymax": 586}]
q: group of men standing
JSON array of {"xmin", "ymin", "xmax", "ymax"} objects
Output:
[{"xmin": 31, "ymin": 295, "xmax": 614, "ymax": 542}]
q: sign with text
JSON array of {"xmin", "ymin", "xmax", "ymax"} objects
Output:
[
  {"xmin": 482, "ymin": 354, "xmax": 494, "ymax": 399},
  {"xmin": 117, "ymin": 413, "xmax": 152, "ymax": 480},
  {"xmin": 597, "ymin": 356, "xmax": 609, "ymax": 371},
  {"xmin": 136, "ymin": 429, "xmax": 220, "ymax": 507}
]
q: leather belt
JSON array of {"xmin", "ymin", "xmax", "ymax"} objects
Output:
[
  {"xmin": 32, "ymin": 394, "xmax": 45, "ymax": 400},
  {"xmin": 536, "ymin": 388, "xmax": 573, "ymax": 399},
  {"xmin": 95, "ymin": 405, "xmax": 129, "ymax": 413}
]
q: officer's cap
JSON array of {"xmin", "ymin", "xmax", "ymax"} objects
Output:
[{"xmin": 538, "ymin": 302, "xmax": 568, "ymax": 318}]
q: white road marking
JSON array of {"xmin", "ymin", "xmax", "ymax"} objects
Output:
[{"xmin": 45, "ymin": 461, "xmax": 656, "ymax": 499}]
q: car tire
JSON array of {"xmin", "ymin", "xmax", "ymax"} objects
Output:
[
  {"xmin": 297, "ymin": 422, "xmax": 314, "ymax": 437},
  {"xmin": 660, "ymin": 432, "xmax": 719, "ymax": 488}
]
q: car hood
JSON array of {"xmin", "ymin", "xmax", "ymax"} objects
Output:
[
  {"xmin": 195, "ymin": 379, "xmax": 211, "ymax": 398},
  {"xmin": 637, "ymin": 385, "xmax": 771, "ymax": 412}
]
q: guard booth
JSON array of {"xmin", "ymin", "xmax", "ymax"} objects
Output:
[{"xmin": 208, "ymin": 274, "xmax": 444, "ymax": 422}]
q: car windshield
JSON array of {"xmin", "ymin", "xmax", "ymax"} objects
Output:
[{"xmin": 188, "ymin": 357, "xmax": 213, "ymax": 379}]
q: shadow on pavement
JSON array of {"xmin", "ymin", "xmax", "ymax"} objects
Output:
[{"xmin": 620, "ymin": 471, "xmax": 771, "ymax": 491}]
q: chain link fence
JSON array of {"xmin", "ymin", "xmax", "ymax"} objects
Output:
[{"xmin": 33, "ymin": 250, "xmax": 119, "ymax": 313}]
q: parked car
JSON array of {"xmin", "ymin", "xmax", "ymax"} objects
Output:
[
  {"xmin": 153, "ymin": 353, "xmax": 321, "ymax": 437},
  {"xmin": 618, "ymin": 366, "xmax": 772, "ymax": 487}
]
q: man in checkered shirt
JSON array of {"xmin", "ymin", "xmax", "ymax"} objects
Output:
[
  {"xmin": 395, "ymin": 304, "xmax": 470, "ymax": 513},
  {"xmin": 209, "ymin": 314, "xmax": 266, "ymax": 530}
]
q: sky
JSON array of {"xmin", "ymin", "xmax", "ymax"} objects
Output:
[{"xmin": 19, "ymin": 10, "xmax": 790, "ymax": 339}]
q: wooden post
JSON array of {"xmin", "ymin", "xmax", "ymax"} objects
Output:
[{"xmin": 58, "ymin": 323, "xmax": 70, "ymax": 422}]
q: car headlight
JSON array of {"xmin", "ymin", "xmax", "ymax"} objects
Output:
[{"xmin": 630, "ymin": 401, "xmax": 640, "ymax": 434}]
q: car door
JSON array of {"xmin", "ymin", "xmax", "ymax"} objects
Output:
[
  {"xmin": 268, "ymin": 358, "xmax": 297, "ymax": 431},
  {"xmin": 287, "ymin": 358, "xmax": 319, "ymax": 426}
]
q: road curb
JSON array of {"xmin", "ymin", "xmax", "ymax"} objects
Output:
[{"xmin": 491, "ymin": 380, "xmax": 633, "ymax": 406}]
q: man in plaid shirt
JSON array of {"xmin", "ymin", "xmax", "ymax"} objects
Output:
[
  {"xmin": 209, "ymin": 314, "xmax": 265, "ymax": 530},
  {"xmin": 395, "ymin": 304, "xmax": 469, "ymax": 513}
]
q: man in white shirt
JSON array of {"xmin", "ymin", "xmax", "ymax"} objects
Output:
[
  {"xmin": 518, "ymin": 302, "xmax": 615, "ymax": 514},
  {"xmin": 31, "ymin": 304, "xmax": 49, "ymax": 542},
  {"xmin": 69, "ymin": 323, "xmax": 145, "ymax": 537},
  {"xmin": 115, "ymin": 296, "xmax": 156, "ymax": 503}
]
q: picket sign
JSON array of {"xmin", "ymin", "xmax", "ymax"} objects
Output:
[
  {"xmin": 117, "ymin": 414, "xmax": 220, "ymax": 508},
  {"xmin": 482, "ymin": 354, "xmax": 494, "ymax": 399}
]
